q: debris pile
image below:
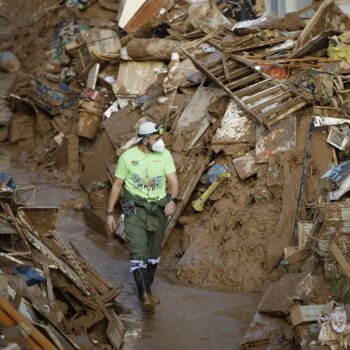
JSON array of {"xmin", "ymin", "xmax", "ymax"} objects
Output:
[
  {"xmin": 4, "ymin": 0, "xmax": 350, "ymax": 348},
  {"xmin": 0, "ymin": 173, "xmax": 125, "ymax": 349}
]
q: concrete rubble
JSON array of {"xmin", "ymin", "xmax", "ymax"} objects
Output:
[{"xmin": 3, "ymin": 0, "xmax": 350, "ymax": 348}]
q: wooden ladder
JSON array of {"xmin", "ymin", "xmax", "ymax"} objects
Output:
[{"xmin": 184, "ymin": 50, "xmax": 308, "ymax": 129}]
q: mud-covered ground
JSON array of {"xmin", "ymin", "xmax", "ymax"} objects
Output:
[
  {"xmin": 0, "ymin": 139, "xmax": 260, "ymax": 350},
  {"xmin": 0, "ymin": 69, "xmax": 260, "ymax": 348}
]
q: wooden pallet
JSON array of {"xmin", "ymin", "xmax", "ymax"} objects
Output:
[{"xmin": 184, "ymin": 49, "xmax": 308, "ymax": 129}]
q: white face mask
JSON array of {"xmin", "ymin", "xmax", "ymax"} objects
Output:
[{"xmin": 151, "ymin": 139, "xmax": 165, "ymax": 153}]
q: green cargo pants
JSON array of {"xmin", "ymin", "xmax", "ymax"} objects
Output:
[{"xmin": 123, "ymin": 191, "xmax": 169, "ymax": 262}]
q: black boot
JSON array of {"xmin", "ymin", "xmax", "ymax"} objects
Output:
[
  {"xmin": 147, "ymin": 263, "xmax": 157, "ymax": 285},
  {"xmin": 147, "ymin": 263, "xmax": 160, "ymax": 305},
  {"xmin": 133, "ymin": 268, "xmax": 154, "ymax": 313}
]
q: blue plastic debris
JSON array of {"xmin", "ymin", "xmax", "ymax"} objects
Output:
[
  {"xmin": 13, "ymin": 265, "xmax": 45, "ymax": 287},
  {"xmin": 0, "ymin": 172, "xmax": 16, "ymax": 190},
  {"xmin": 207, "ymin": 165, "xmax": 228, "ymax": 184}
]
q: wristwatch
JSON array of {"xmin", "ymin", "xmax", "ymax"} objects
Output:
[
  {"xmin": 105, "ymin": 210, "xmax": 114, "ymax": 216},
  {"xmin": 170, "ymin": 197, "xmax": 179, "ymax": 205}
]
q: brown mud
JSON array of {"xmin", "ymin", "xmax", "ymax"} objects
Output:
[{"xmin": 0, "ymin": 144, "xmax": 260, "ymax": 350}]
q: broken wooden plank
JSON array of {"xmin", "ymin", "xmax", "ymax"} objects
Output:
[
  {"xmin": 225, "ymin": 37, "xmax": 287, "ymax": 54},
  {"xmin": 1, "ymin": 203, "xmax": 31, "ymax": 253},
  {"xmin": 162, "ymin": 162, "xmax": 206, "ymax": 247},
  {"xmin": 234, "ymin": 80, "xmax": 271, "ymax": 98},
  {"xmin": 242, "ymin": 85, "xmax": 281, "ymax": 104},
  {"xmin": 257, "ymin": 96, "xmax": 304, "ymax": 119},
  {"xmin": 233, "ymin": 150, "xmax": 258, "ymax": 180},
  {"xmin": 264, "ymin": 101, "xmax": 306, "ymax": 129},
  {"xmin": 251, "ymin": 92, "xmax": 293, "ymax": 113},
  {"xmin": 329, "ymin": 240, "xmax": 350, "ymax": 279},
  {"xmin": 226, "ymin": 72, "xmax": 261, "ymax": 91}
]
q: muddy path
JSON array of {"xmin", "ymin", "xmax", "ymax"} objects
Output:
[
  {"xmin": 0, "ymin": 145, "xmax": 260, "ymax": 349},
  {"xmin": 1, "ymin": 71, "xmax": 260, "ymax": 350}
]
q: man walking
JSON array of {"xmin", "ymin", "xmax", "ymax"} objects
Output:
[{"xmin": 106, "ymin": 122, "xmax": 179, "ymax": 313}]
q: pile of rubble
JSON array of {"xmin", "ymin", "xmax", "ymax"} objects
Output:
[
  {"xmin": 3, "ymin": 0, "xmax": 350, "ymax": 348},
  {"xmin": 0, "ymin": 173, "xmax": 124, "ymax": 349}
]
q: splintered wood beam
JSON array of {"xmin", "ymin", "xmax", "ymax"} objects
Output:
[
  {"xmin": 234, "ymin": 79, "xmax": 271, "ymax": 98},
  {"xmin": 162, "ymin": 162, "xmax": 206, "ymax": 248},
  {"xmin": 242, "ymin": 85, "xmax": 281, "ymax": 103},
  {"xmin": 264, "ymin": 101, "xmax": 306, "ymax": 129},
  {"xmin": 251, "ymin": 92, "xmax": 293, "ymax": 113},
  {"xmin": 226, "ymin": 73, "xmax": 261, "ymax": 90},
  {"xmin": 182, "ymin": 48, "xmax": 263, "ymax": 125},
  {"xmin": 225, "ymin": 37, "xmax": 287, "ymax": 53},
  {"xmin": 222, "ymin": 53, "xmax": 230, "ymax": 81},
  {"xmin": 329, "ymin": 240, "xmax": 350, "ymax": 279}
]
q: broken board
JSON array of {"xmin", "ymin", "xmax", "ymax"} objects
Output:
[
  {"xmin": 211, "ymin": 99, "xmax": 253, "ymax": 145},
  {"xmin": 233, "ymin": 150, "xmax": 258, "ymax": 180},
  {"xmin": 162, "ymin": 160, "xmax": 206, "ymax": 247},
  {"xmin": 175, "ymin": 86, "xmax": 221, "ymax": 131},
  {"xmin": 255, "ymin": 116, "xmax": 296, "ymax": 163}
]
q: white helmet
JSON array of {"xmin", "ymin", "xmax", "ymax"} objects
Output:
[{"xmin": 136, "ymin": 122, "xmax": 161, "ymax": 142}]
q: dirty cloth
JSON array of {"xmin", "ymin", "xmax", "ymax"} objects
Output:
[
  {"xmin": 123, "ymin": 190, "xmax": 169, "ymax": 263},
  {"xmin": 319, "ymin": 306, "xmax": 350, "ymax": 350}
]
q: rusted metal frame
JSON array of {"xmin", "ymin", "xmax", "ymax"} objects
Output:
[
  {"xmin": 231, "ymin": 53, "xmax": 310, "ymax": 102},
  {"xmin": 182, "ymin": 29, "xmax": 220, "ymax": 51},
  {"xmin": 250, "ymin": 91, "xmax": 293, "ymax": 113},
  {"xmin": 183, "ymin": 48, "xmax": 263, "ymax": 125},
  {"xmin": 50, "ymin": 231, "xmax": 92, "ymax": 293}
]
